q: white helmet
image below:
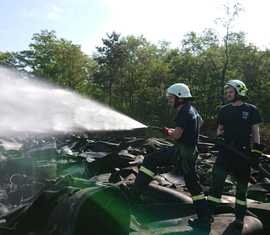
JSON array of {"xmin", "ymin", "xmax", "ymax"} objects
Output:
[
  {"xmin": 167, "ymin": 83, "xmax": 192, "ymax": 98},
  {"xmin": 225, "ymin": 80, "xmax": 248, "ymax": 97}
]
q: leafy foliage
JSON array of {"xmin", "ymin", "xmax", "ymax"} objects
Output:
[{"xmin": 1, "ymin": 28, "xmax": 270, "ymax": 127}]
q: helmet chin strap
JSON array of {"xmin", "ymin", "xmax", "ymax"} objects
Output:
[
  {"xmin": 231, "ymin": 88, "xmax": 242, "ymax": 103},
  {"xmin": 231, "ymin": 95, "xmax": 239, "ymax": 102},
  {"xmin": 174, "ymin": 97, "xmax": 185, "ymax": 108}
]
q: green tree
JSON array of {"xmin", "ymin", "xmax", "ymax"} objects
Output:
[
  {"xmin": 94, "ymin": 32, "xmax": 128, "ymax": 106},
  {"xmin": 11, "ymin": 30, "xmax": 97, "ymax": 96},
  {"xmin": 216, "ymin": 0, "xmax": 243, "ymax": 101},
  {"xmin": 0, "ymin": 51, "xmax": 18, "ymax": 66}
]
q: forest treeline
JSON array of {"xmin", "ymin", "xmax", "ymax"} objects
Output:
[{"xmin": 1, "ymin": 29, "xmax": 270, "ymax": 129}]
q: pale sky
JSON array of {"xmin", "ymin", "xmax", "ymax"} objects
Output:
[{"xmin": 1, "ymin": 0, "xmax": 270, "ymax": 55}]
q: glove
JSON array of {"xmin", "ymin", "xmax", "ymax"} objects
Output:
[
  {"xmin": 250, "ymin": 143, "xmax": 265, "ymax": 167},
  {"xmin": 252, "ymin": 143, "xmax": 265, "ymax": 152},
  {"xmin": 162, "ymin": 127, "xmax": 170, "ymax": 136},
  {"xmin": 251, "ymin": 143, "xmax": 264, "ymax": 157}
]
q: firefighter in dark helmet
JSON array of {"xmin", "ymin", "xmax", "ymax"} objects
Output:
[{"xmin": 208, "ymin": 80, "xmax": 264, "ymax": 228}]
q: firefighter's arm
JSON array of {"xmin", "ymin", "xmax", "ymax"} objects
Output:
[
  {"xmin": 214, "ymin": 124, "xmax": 225, "ymax": 148},
  {"xmin": 166, "ymin": 127, "xmax": 184, "ymax": 141},
  {"xmin": 251, "ymin": 124, "xmax": 264, "ymax": 165},
  {"xmin": 251, "ymin": 124, "xmax": 260, "ymax": 144},
  {"xmin": 217, "ymin": 124, "xmax": 224, "ymax": 136},
  {"xmin": 198, "ymin": 114, "xmax": 204, "ymax": 128}
]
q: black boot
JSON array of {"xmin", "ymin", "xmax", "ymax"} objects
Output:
[
  {"xmin": 118, "ymin": 183, "xmax": 143, "ymax": 203},
  {"xmin": 232, "ymin": 217, "xmax": 244, "ymax": 230},
  {"xmin": 189, "ymin": 198, "xmax": 213, "ymax": 230}
]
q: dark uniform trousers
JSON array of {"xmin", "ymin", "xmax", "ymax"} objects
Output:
[
  {"xmin": 208, "ymin": 148, "xmax": 251, "ymax": 219},
  {"xmin": 134, "ymin": 144, "xmax": 209, "ymax": 219}
]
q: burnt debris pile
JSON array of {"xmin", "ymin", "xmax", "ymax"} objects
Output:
[{"xmin": 0, "ymin": 133, "xmax": 269, "ymax": 235}]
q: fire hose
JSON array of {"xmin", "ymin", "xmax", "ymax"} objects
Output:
[
  {"xmin": 198, "ymin": 135, "xmax": 270, "ymax": 179},
  {"xmin": 148, "ymin": 126, "xmax": 270, "ymax": 179}
]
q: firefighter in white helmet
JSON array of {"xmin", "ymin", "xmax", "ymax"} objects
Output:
[
  {"xmin": 208, "ymin": 80, "xmax": 264, "ymax": 229},
  {"xmin": 134, "ymin": 83, "xmax": 211, "ymax": 230}
]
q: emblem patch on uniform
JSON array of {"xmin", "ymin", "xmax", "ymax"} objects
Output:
[{"xmin": 242, "ymin": 111, "xmax": 249, "ymax": 120}]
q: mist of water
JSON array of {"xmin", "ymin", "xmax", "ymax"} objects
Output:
[{"xmin": 0, "ymin": 66, "xmax": 146, "ymax": 137}]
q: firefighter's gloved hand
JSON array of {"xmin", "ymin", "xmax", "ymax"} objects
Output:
[
  {"xmin": 162, "ymin": 127, "xmax": 175, "ymax": 137},
  {"xmin": 250, "ymin": 143, "xmax": 265, "ymax": 167},
  {"xmin": 254, "ymin": 143, "xmax": 264, "ymax": 150},
  {"xmin": 162, "ymin": 127, "xmax": 171, "ymax": 136}
]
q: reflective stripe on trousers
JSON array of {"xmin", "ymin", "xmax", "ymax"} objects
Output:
[
  {"xmin": 192, "ymin": 194, "xmax": 206, "ymax": 201},
  {"xmin": 236, "ymin": 199, "xmax": 247, "ymax": 206},
  {"xmin": 207, "ymin": 195, "xmax": 221, "ymax": 203},
  {"xmin": 139, "ymin": 166, "xmax": 155, "ymax": 178},
  {"xmin": 208, "ymin": 195, "xmax": 246, "ymax": 206}
]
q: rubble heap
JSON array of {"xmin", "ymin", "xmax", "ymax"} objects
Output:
[{"xmin": 0, "ymin": 132, "xmax": 269, "ymax": 235}]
